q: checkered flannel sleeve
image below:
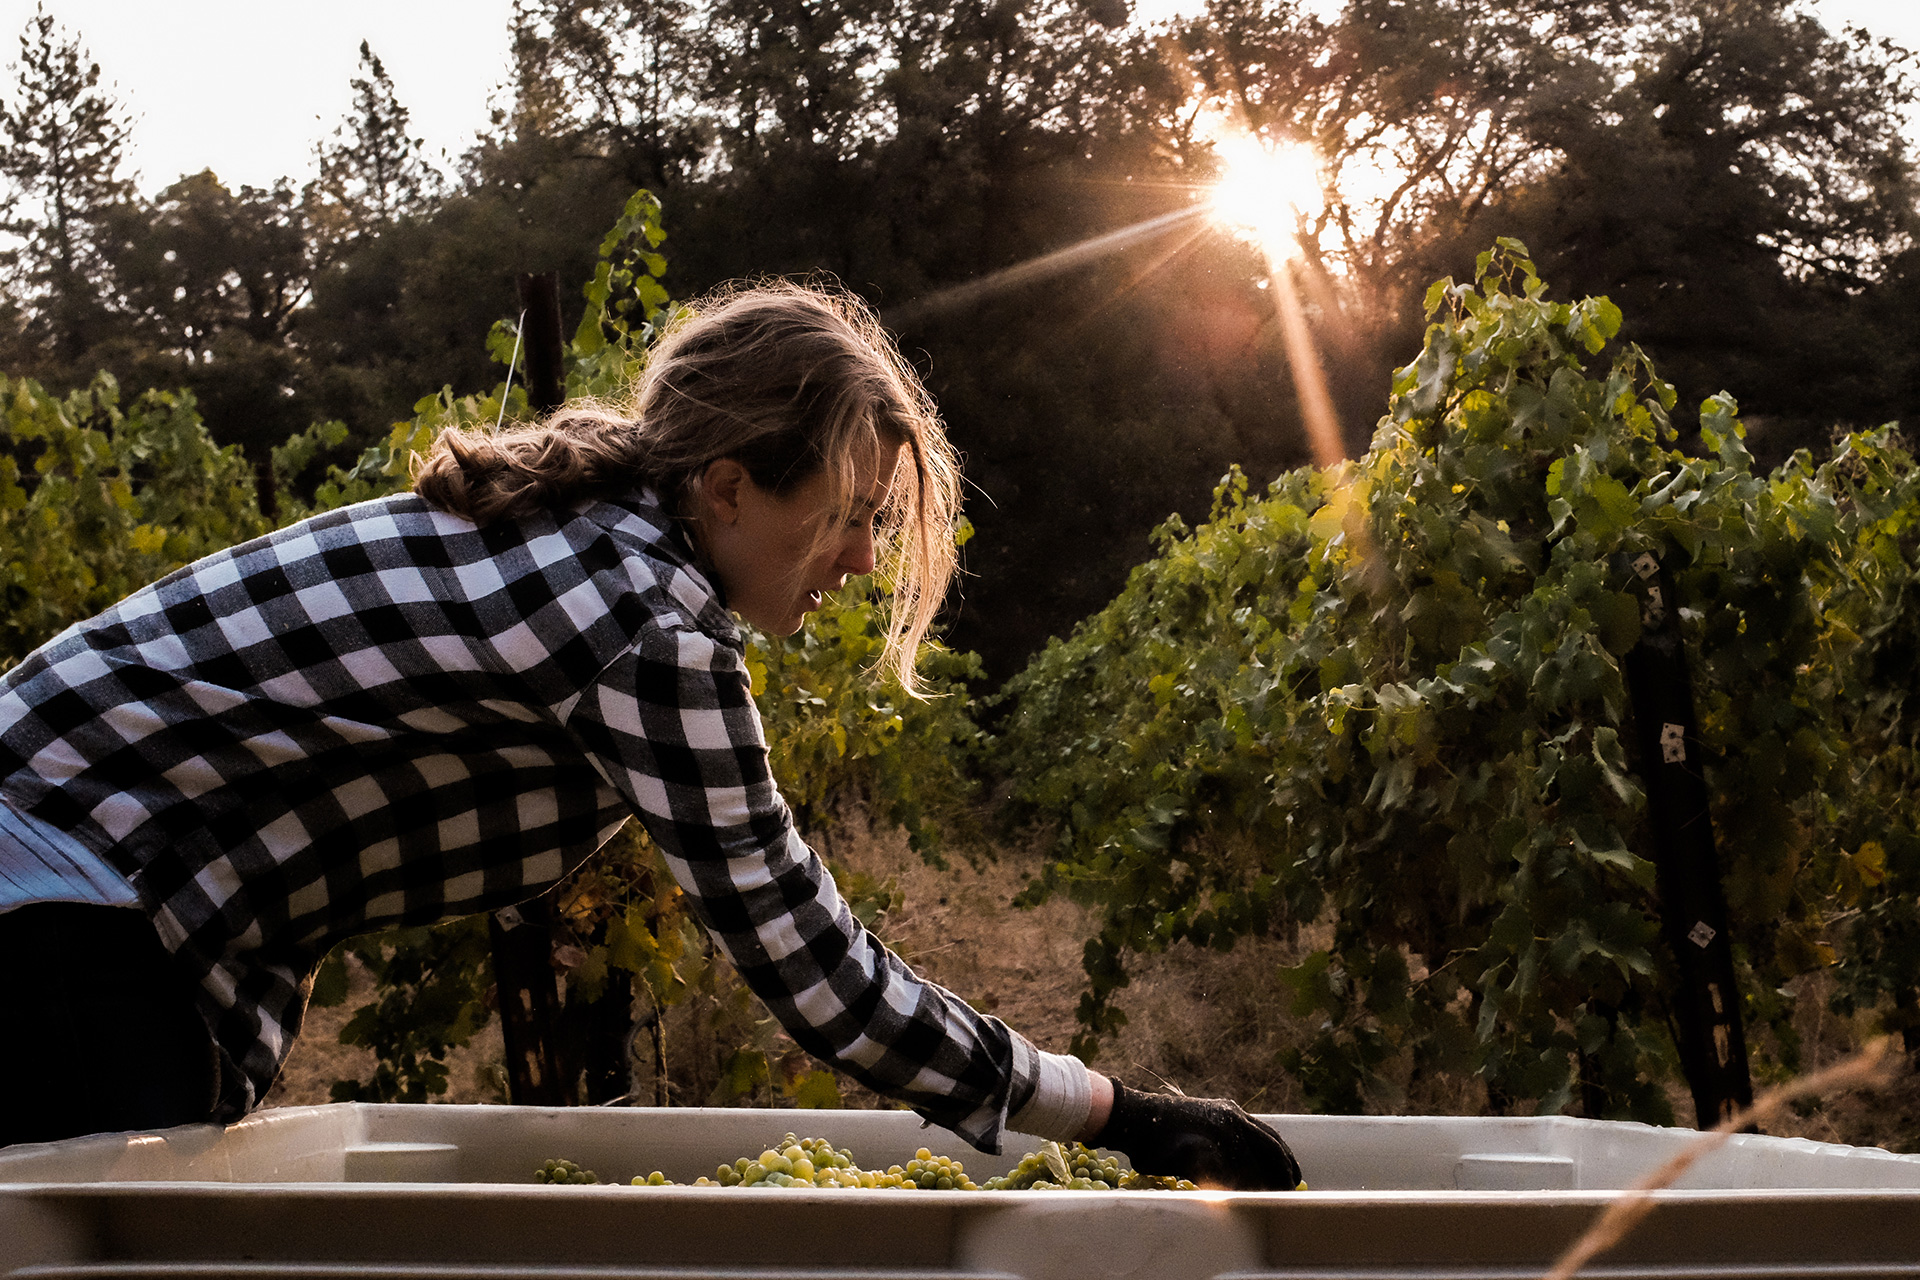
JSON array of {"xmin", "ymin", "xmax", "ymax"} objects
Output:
[{"xmin": 565, "ymin": 619, "xmax": 1040, "ymax": 1151}]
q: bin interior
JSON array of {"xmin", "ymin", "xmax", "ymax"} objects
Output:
[
  {"xmin": 9, "ymin": 1109, "xmax": 1920, "ymax": 1280},
  {"xmin": 3, "ymin": 1104, "xmax": 1918, "ymax": 1192}
]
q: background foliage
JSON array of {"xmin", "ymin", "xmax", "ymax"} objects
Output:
[{"xmin": 0, "ymin": 372, "xmax": 267, "ymax": 665}]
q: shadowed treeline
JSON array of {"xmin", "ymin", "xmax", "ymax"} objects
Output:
[{"xmin": 0, "ymin": 0, "xmax": 1913, "ymax": 676}]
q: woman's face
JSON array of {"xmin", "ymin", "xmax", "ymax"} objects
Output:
[{"xmin": 696, "ymin": 442, "xmax": 903, "ymax": 635}]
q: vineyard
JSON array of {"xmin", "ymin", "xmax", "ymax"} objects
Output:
[{"xmin": 4, "ymin": 200, "xmax": 1918, "ymax": 1139}]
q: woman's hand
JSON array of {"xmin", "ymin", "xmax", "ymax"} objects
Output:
[{"xmin": 1082, "ymin": 1076, "xmax": 1303, "ymax": 1191}]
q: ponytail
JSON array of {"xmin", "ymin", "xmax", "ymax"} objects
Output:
[{"xmin": 413, "ymin": 405, "xmax": 649, "ymax": 525}]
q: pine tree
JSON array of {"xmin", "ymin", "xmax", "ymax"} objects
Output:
[
  {"xmin": 311, "ymin": 41, "xmax": 435, "ymax": 244},
  {"xmin": 0, "ymin": 4, "xmax": 135, "ymax": 366},
  {"xmin": 500, "ymin": 0, "xmax": 704, "ymax": 189}
]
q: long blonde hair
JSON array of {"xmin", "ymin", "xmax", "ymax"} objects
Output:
[{"xmin": 414, "ymin": 281, "xmax": 962, "ymax": 693}]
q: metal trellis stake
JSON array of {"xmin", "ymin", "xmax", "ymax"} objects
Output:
[{"xmin": 1619, "ymin": 550, "xmax": 1754, "ymax": 1127}]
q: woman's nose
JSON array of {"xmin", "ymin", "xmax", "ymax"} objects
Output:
[{"xmin": 839, "ymin": 525, "xmax": 877, "ymax": 577}]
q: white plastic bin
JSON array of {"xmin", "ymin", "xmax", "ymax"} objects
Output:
[{"xmin": 5, "ymin": 1105, "xmax": 1920, "ymax": 1279}]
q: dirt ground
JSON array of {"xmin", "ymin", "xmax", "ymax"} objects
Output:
[{"xmin": 266, "ymin": 810, "xmax": 1920, "ymax": 1154}]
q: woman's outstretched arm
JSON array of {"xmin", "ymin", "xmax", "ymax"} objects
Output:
[{"xmin": 565, "ymin": 619, "xmax": 1088, "ymax": 1152}]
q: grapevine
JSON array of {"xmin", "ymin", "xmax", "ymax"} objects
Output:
[{"xmin": 997, "ymin": 239, "xmax": 1920, "ymax": 1118}]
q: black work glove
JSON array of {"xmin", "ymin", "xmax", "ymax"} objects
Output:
[{"xmin": 1093, "ymin": 1080, "xmax": 1303, "ymax": 1191}]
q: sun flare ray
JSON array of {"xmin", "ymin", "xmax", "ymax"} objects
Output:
[{"xmin": 1204, "ymin": 129, "xmax": 1347, "ymax": 468}]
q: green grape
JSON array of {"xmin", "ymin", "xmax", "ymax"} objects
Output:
[
  {"xmin": 662, "ymin": 1135, "xmax": 978, "ymax": 1191},
  {"xmin": 535, "ymin": 1138, "xmax": 1193, "ymax": 1193}
]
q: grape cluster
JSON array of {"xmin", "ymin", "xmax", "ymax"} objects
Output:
[
  {"xmin": 1119, "ymin": 1171, "xmax": 1204, "ymax": 1191},
  {"xmin": 662, "ymin": 1135, "xmax": 979, "ymax": 1190},
  {"xmin": 537, "ymin": 1134, "xmax": 1198, "ymax": 1191},
  {"xmin": 533, "ymin": 1158, "xmax": 600, "ymax": 1185},
  {"xmin": 980, "ymin": 1142, "xmax": 1198, "ymax": 1191},
  {"xmin": 983, "ymin": 1141, "xmax": 1112, "ymax": 1191},
  {"xmin": 692, "ymin": 1135, "xmax": 850, "ymax": 1188},
  {"xmin": 881, "ymin": 1146, "xmax": 978, "ymax": 1191}
]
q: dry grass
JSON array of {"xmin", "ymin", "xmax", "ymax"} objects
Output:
[
  {"xmin": 815, "ymin": 816, "xmax": 1090, "ymax": 1054},
  {"xmin": 1747, "ymin": 971, "xmax": 1920, "ymax": 1152}
]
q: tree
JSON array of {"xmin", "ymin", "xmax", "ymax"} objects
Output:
[
  {"xmin": 1509, "ymin": 0, "xmax": 1920, "ymax": 453},
  {"xmin": 0, "ymin": 3, "xmax": 134, "ymax": 366},
  {"xmin": 310, "ymin": 41, "xmax": 437, "ymax": 245},
  {"xmin": 76, "ymin": 173, "xmax": 324, "ymax": 504},
  {"xmin": 107, "ymin": 172, "xmax": 314, "ymax": 358},
  {"xmin": 503, "ymin": 0, "xmax": 708, "ymax": 191},
  {"xmin": 1154, "ymin": 0, "xmax": 1919, "ymax": 444}
]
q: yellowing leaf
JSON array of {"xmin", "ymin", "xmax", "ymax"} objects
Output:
[
  {"xmin": 1581, "ymin": 474, "xmax": 1638, "ymax": 539},
  {"xmin": 786, "ymin": 1069, "xmax": 843, "ymax": 1110},
  {"xmin": 1852, "ymin": 840, "xmax": 1886, "ymax": 888}
]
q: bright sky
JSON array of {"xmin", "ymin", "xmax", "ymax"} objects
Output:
[
  {"xmin": 0, "ymin": 0, "xmax": 1912, "ymax": 197},
  {"xmin": 0, "ymin": 0, "xmax": 517, "ymax": 194}
]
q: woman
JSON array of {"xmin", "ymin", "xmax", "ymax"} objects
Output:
[{"xmin": 0, "ymin": 283, "xmax": 1299, "ymax": 1188}]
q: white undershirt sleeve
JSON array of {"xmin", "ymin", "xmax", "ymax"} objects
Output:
[{"xmin": 1007, "ymin": 1049, "xmax": 1093, "ymax": 1141}]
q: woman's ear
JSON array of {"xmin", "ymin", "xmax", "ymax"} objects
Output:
[{"xmin": 700, "ymin": 458, "xmax": 750, "ymax": 525}]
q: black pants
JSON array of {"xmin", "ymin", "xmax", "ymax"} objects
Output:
[{"xmin": 0, "ymin": 903, "xmax": 220, "ymax": 1147}]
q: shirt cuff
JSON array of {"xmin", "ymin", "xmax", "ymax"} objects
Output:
[{"xmin": 1007, "ymin": 1049, "xmax": 1093, "ymax": 1142}]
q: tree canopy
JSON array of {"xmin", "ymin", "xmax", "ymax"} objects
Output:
[{"xmin": 0, "ymin": 0, "xmax": 1912, "ymax": 674}]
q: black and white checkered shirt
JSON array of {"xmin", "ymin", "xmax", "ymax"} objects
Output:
[{"xmin": 0, "ymin": 490, "xmax": 1039, "ymax": 1147}]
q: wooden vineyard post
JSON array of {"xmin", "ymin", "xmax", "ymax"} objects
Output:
[
  {"xmin": 572, "ymin": 968, "xmax": 637, "ymax": 1105},
  {"xmin": 489, "ymin": 274, "xmax": 573, "ymax": 1106},
  {"xmin": 490, "ymin": 893, "xmax": 640, "ymax": 1106},
  {"xmin": 490, "ymin": 272, "xmax": 647, "ymax": 1106},
  {"xmin": 1619, "ymin": 550, "xmax": 1754, "ymax": 1126},
  {"xmin": 489, "ymin": 896, "xmax": 574, "ymax": 1105},
  {"xmin": 514, "ymin": 272, "xmax": 566, "ymax": 414}
]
